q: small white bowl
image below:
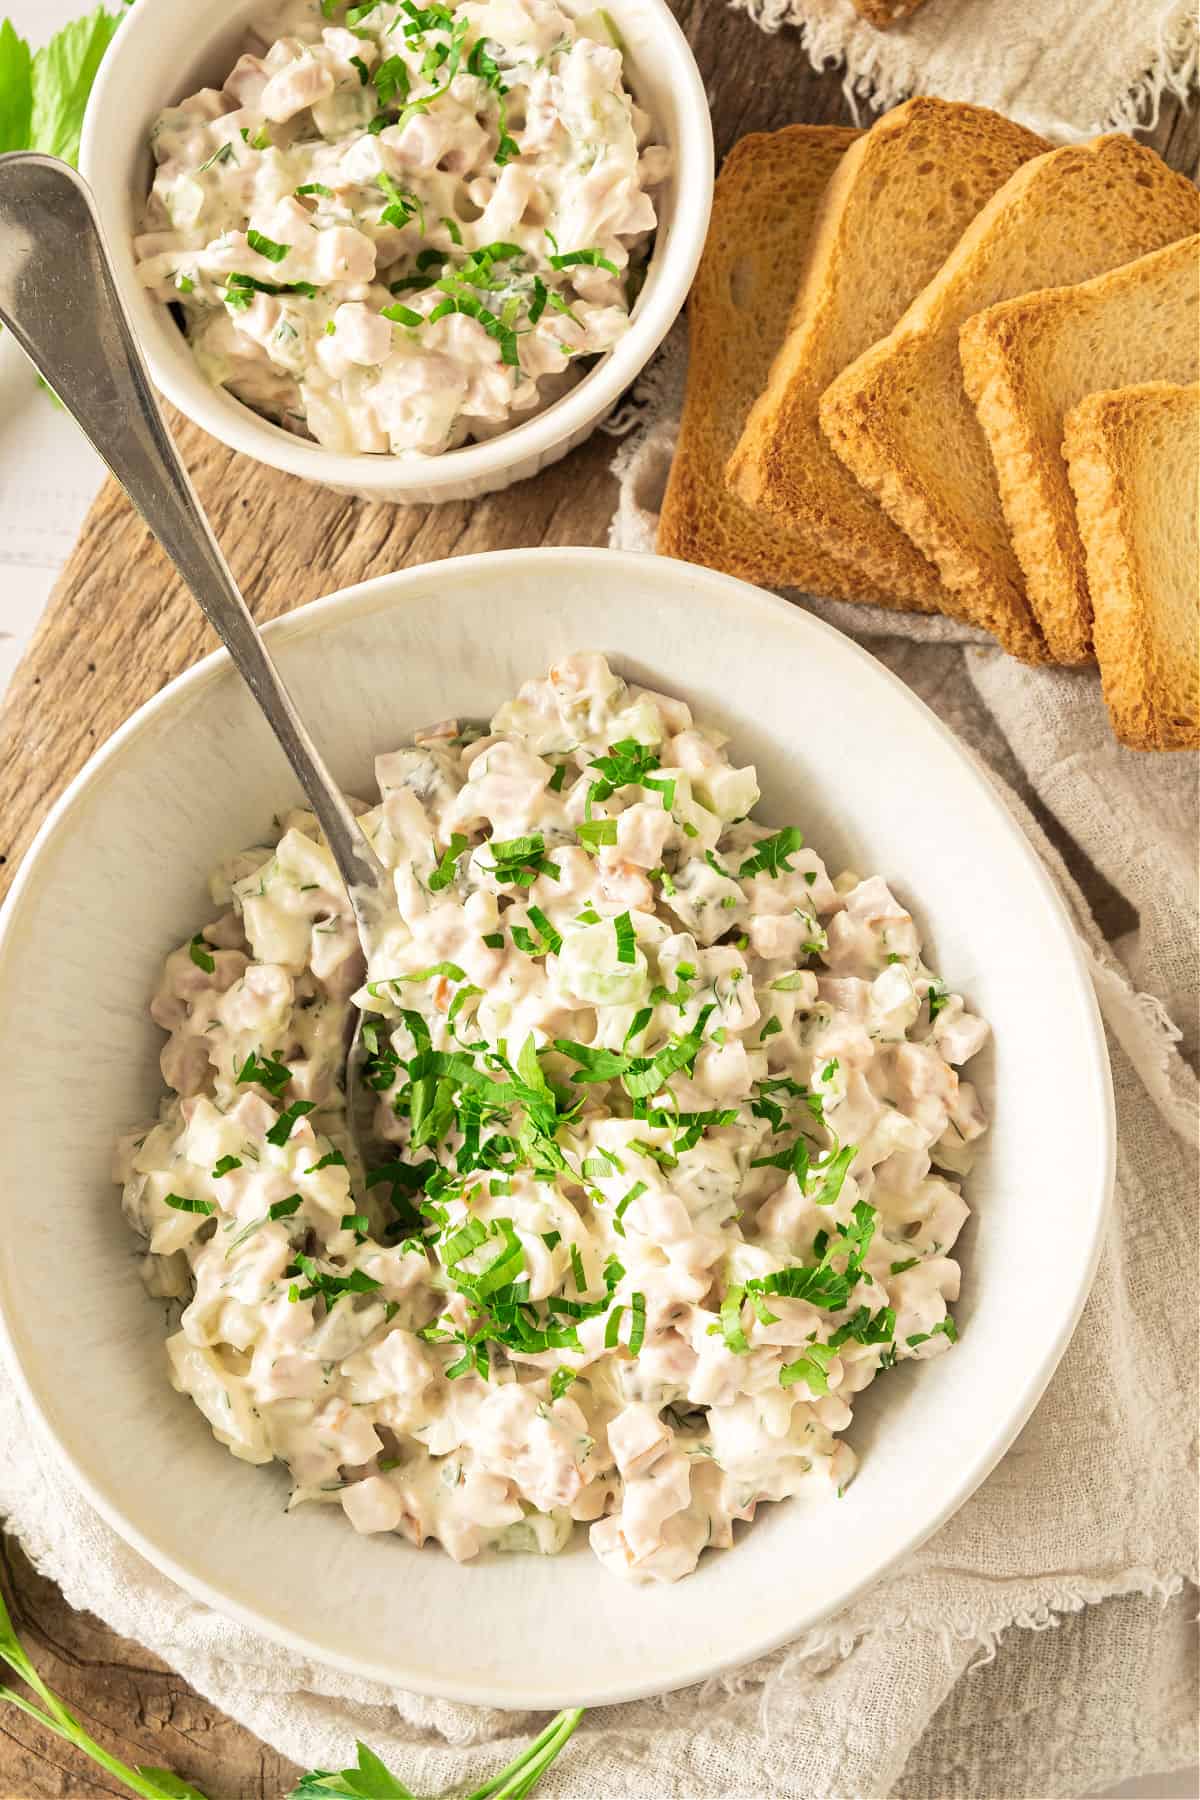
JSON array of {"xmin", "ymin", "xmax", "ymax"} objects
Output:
[
  {"xmin": 79, "ymin": 0, "xmax": 712, "ymax": 504},
  {"xmin": 0, "ymin": 550, "xmax": 1113, "ymax": 1709}
]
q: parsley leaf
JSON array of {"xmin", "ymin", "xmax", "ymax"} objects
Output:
[
  {"xmin": 29, "ymin": 6, "xmax": 124, "ymax": 166},
  {"xmin": 739, "ymin": 827, "xmax": 804, "ymax": 880},
  {"xmin": 235, "ymin": 1049, "xmax": 292, "ymax": 1097},
  {"xmin": 479, "ymin": 832, "xmax": 559, "ymax": 886},
  {"xmin": 576, "ymin": 818, "xmax": 617, "ymax": 851},
  {"xmin": 164, "ymin": 1193, "xmax": 213, "ymax": 1216},
  {"xmin": 780, "ymin": 1340, "xmax": 836, "ymax": 1393},
  {"xmin": 266, "ymin": 1100, "xmax": 316, "ymax": 1147},
  {"xmin": 427, "ymin": 832, "xmax": 469, "ymax": 891},
  {"xmin": 548, "ymin": 246, "xmax": 619, "ymax": 275},
  {"xmin": 613, "ymin": 911, "xmax": 636, "ymax": 964},
  {"xmin": 246, "ymin": 227, "xmax": 289, "ymax": 262},
  {"xmin": 188, "ymin": 933, "xmax": 215, "ymax": 974},
  {"xmin": 586, "ymin": 738, "xmax": 661, "ymax": 801}
]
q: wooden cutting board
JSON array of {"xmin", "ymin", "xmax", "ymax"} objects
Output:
[
  {"xmin": 0, "ymin": 415, "xmax": 618, "ymax": 901},
  {"xmin": 0, "ymin": 0, "xmax": 1194, "ymax": 1786}
]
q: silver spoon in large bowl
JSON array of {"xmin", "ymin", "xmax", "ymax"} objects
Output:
[{"xmin": 0, "ymin": 152, "xmax": 392, "ymax": 1182}]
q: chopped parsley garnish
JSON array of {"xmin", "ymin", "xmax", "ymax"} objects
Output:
[
  {"xmin": 377, "ymin": 171, "xmax": 425, "ymax": 233},
  {"xmin": 188, "ymin": 933, "xmax": 214, "ymax": 973},
  {"xmin": 549, "ymin": 1366, "xmax": 577, "ymax": 1400},
  {"xmin": 717, "ymin": 1284, "xmax": 749, "ymax": 1353},
  {"xmin": 624, "ymin": 1007, "xmax": 653, "ymax": 1047},
  {"xmin": 526, "ymin": 905, "xmax": 562, "ymax": 955},
  {"xmin": 890, "ymin": 1257, "xmax": 920, "ymax": 1275},
  {"xmin": 378, "ymin": 961, "xmax": 466, "ymax": 986},
  {"xmin": 479, "ymin": 832, "xmax": 559, "ymax": 887},
  {"xmin": 246, "ymin": 228, "xmax": 289, "ymax": 262},
  {"xmin": 295, "ymin": 181, "xmax": 334, "ymax": 198},
  {"xmin": 554, "ymin": 1003, "xmax": 714, "ymax": 1107},
  {"xmin": 382, "ymin": 301, "xmax": 423, "ymax": 327},
  {"xmin": 266, "ymin": 1100, "xmax": 316, "ymax": 1147},
  {"xmin": 269, "ymin": 1195, "xmax": 304, "ymax": 1220},
  {"xmin": 164, "ymin": 1193, "xmax": 213, "ymax": 1215},
  {"xmin": 306, "ymin": 1148, "xmax": 347, "ymax": 1174},
  {"xmin": 349, "ymin": 53, "xmax": 370, "ymax": 84},
  {"xmin": 211, "ymin": 1155, "xmax": 241, "ymax": 1179},
  {"xmin": 223, "ymin": 272, "xmax": 317, "ymax": 308},
  {"xmin": 611, "ymin": 1180, "xmax": 646, "ymax": 1237},
  {"xmin": 779, "ymin": 1340, "xmax": 836, "ymax": 1393},
  {"xmin": 235, "ymin": 1049, "xmax": 292, "ymax": 1097},
  {"xmin": 927, "ymin": 983, "xmax": 950, "ymax": 1020},
  {"xmin": 373, "ymin": 54, "xmax": 410, "ymax": 107},
  {"xmin": 482, "ymin": 931, "xmax": 505, "ymax": 949},
  {"xmin": 286, "ymin": 1254, "xmax": 381, "ymax": 1304},
  {"xmin": 428, "ymin": 286, "xmax": 520, "ymax": 365},
  {"xmin": 613, "ymin": 911, "xmax": 636, "ymax": 964},
  {"xmin": 547, "ymin": 246, "xmax": 620, "ymax": 275},
  {"xmin": 586, "ymin": 738, "xmax": 662, "ymax": 804},
  {"xmin": 811, "ymin": 1143, "xmax": 855, "ymax": 1206},
  {"xmin": 576, "ymin": 818, "xmax": 617, "ymax": 851},
  {"xmin": 426, "ymin": 833, "xmax": 469, "ymax": 891},
  {"xmin": 739, "ymin": 827, "xmax": 804, "ymax": 880}
]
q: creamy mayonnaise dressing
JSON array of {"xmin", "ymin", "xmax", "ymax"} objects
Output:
[
  {"xmin": 117, "ymin": 653, "xmax": 989, "ymax": 1584},
  {"xmin": 134, "ymin": 0, "xmax": 667, "ymax": 455}
]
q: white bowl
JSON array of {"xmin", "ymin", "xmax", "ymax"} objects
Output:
[
  {"xmin": 0, "ymin": 550, "xmax": 1113, "ymax": 1708},
  {"xmin": 78, "ymin": 0, "xmax": 712, "ymax": 504}
]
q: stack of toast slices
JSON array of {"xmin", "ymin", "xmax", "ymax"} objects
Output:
[{"xmin": 660, "ymin": 98, "xmax": 1199, "ymax": 751}]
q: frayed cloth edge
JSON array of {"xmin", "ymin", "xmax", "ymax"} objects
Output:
[{"xmin": 725, "ymin": 0, "xmax": 1199, "ymax": 139}]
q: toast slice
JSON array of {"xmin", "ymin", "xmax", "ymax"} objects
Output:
[
  {"xmin": 658, "ymin": 125, "xmax": 897, "ymax": 605},
  {"xmin": 961, "ymin": 236, "xmax": 1200, "ymax": 664},
  {"xmin": 1064, "ymin": 382, "xmax": 1199, "ymax": 751},
  {"xmin": 727, "ymin": 98, "xmax": 1046, "ymax": 610},
  {"xmin": 820, "ymin": 135, "xmax": 1200, "ymax": 663}
]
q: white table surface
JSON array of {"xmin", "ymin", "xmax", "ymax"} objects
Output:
[{"xmin": 0, "ymin": 4, "xmax": 1194, "ymax": 1794}]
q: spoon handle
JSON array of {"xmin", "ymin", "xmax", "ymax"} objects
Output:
[{"xmin": 0, "ymin": 151, "xmax": 388, "ymax": 918}]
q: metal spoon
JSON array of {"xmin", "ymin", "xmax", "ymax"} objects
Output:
[{"xmin": 0, "ymin": 152, "xmax": 389, "ymax": 1175}]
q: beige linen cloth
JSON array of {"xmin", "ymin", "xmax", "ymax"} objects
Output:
[{"xmin": 1, "ymin": 5, "xmax": 1198, "ymax": 1797}]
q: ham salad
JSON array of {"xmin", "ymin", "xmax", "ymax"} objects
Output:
[
  {"xmin": 133, "ymin": 0, "xmax": 668, "ymax": 455},
  {"xmin": 117, "ymin": 653, "xmax": 989, "ymax": 1584}
]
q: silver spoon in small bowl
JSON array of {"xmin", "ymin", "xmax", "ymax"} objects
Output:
[{"xmin": 0, "ymin": 152, "xmax": 391, "ymax": 1181}]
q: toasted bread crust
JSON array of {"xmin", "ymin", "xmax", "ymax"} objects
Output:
[
  {"xmin": 1063, "ymin": 382, "xmax": 1199, "ymax": 751},
  {"xmin": 820, "ymin": 135, "xmax": 1200, "ymax": 665},
  {"xmin": 727, "ymin": 98, "xmax": 1045, "ymax": 610},
  {"xmin": 658, "ymin": 124, "xmax": 899, "ymax": 605},
  {"xmin": 960, "ymin": 236, "xmax": 1200, "ymax": 665}
]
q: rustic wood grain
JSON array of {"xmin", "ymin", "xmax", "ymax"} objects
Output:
[{"xmin": 0, "ymin": 0, "xmax": 1194, "ymax": 1788}]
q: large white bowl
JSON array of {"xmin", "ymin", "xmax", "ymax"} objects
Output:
[
  {"xmin": 78, "ymin": 0, "xmax": 712, "ymax": 505},
  {"xmin": 0, "ymin": 550, "xmax": 1113, "ymax": 1709}
]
